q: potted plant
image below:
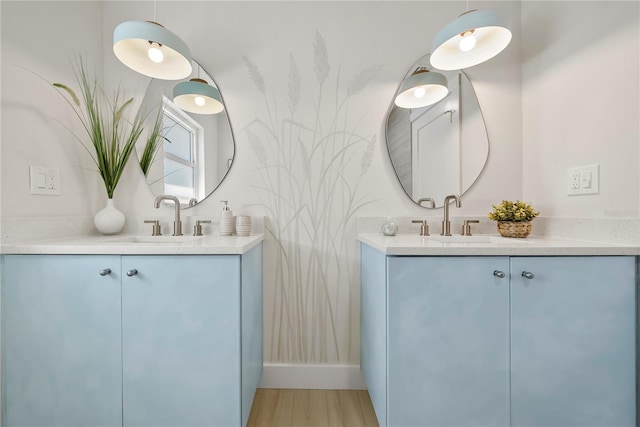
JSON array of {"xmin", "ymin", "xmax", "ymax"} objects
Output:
[
  {"xmin": 488, "ymin": 200, "xmax": 540, "ymax": 238},
  {"xmin": 51, "ymin": 57, "xmax": 162, "ymax": 234}
]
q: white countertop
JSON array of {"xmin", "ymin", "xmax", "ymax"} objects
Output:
[
  {"xmin": 1, "ymin": 233, "xmax": 264, "ymax": 255},
  {"xmin": 358, "ymin": 233, "xmax": 640, "ymax": 256}
]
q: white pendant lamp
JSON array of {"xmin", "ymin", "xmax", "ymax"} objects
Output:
[
  {"xmin": 113, "ymin": 20, "xmax": 192, "ymax": 80},
  {"xmin": 430, "ymin": 9, "xmax": 512, "ymax": 70},
  {"xmin": 394, "ymin": 68, "xmax": 449, "ymax": 109},
  {"xmin": 173, "ymin": 78, "xmax": 225, "ymax": 114}
]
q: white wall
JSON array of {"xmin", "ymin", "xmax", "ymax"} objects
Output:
[
  {"xmin": 522, "ymin": 1, "xmax": 640, "ymax": 220},
  {"xmin": 1, "ymin": 1, "xmax": 104, "ymax": 217},
  {"xmin": 3, "ymin": 1, "xmax": 523, "ymax": 368}
]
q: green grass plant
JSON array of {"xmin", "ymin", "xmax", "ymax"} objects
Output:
[{"xmin": 51, "ymin": 56, "xmax": 161, "ymax": 198}]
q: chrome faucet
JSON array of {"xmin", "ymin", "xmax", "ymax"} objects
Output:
[
  {"xmin": 417, "ymin": 197, "xmax": 436, "ymax": 208},
  {"xmin": 441, "ymin": 194, "xmax": 461, "ymax": 236},
  {"xmin": 154, "ymin": 195, "xmax": 183, "ymax": 236}
]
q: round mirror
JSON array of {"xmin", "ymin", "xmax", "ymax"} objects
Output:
[
  {"xmin": 138, "ymin": 60, "xmax": 235, "ymax": 208},
  {"xmin": 385, "ymin": 55, "xmax": 489, "ymax": 208}
]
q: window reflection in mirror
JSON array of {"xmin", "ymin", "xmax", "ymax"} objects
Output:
[{"xmin": 158, "ymin": 98, "xmax": 202, "ymax": 204}]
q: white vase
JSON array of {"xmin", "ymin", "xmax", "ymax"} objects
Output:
[{"xmin": 94, "ymin": 198, "xmax": 125, "ymax": 235}]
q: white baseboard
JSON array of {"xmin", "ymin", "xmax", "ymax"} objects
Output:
[{"xmin": 259, "ymin": 363, "xmax": 367, "ymax": 390}]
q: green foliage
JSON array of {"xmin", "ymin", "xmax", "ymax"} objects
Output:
[
  {"xmin": 138, "ymin": 106, "xmax": 164, "ymax": 177},
  {"xmin": 51, "ymin": 56, "xmax": 161, "ymax": 198},
  {"xmin": 488, "ymin": 200, "xmax": 540, "ymax": 222}
]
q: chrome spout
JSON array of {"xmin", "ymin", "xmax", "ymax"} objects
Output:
[
  {"xmin": 441, "ymin": 194, "xmax": 461, "ymax": 236},
  {"xmin": 154, "ymin": 195, "xmax": 183, "ymax": 236}
]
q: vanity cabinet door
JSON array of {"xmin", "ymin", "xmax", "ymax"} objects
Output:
[
  {"xmin": 510, "ymin": 256, "xmax": 636, "ymax": 426},
  {"xmin": 2, "ymin": 254, "xmax": 122, "ymax": 427},
  {"xmin": 121, "ymin": 255, "xmax": 241, "ymax": 427},
  {"xmin": 387, "ymin": 256, "xmax": 510, "ymax": 427}
]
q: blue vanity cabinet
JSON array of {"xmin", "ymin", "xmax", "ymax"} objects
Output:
[
  {"xmin": 2, "ymin": 244, "xmax": 263, "ymax": 427},
  {"xmin": 2, "ymin": 254, "xmax": 123, "ymax": 427},
  {"xmin": 510, "ymin": 256, "xmax": 636, "ymax": 426},
  {"xmin": 387, "ymin": 255, "xmax": 511, "ymax": 427},
  {"xmin": 360, "ymin": 244, "xmax": 637, "ymax": 427}
]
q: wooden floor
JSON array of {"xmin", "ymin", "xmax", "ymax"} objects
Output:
[{"xmin": 247, "ymin": 389, "xmax": 379, "ymax": 427}]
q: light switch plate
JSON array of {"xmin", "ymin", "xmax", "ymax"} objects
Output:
[
  {"xmin": 567, "ymin": 164, "xmax": 599, "ymax": 196},
  {"xmin": 30, "ymin": 165, "xmax": 60, "ymax": 195}
]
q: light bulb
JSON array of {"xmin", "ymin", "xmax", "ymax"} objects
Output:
[
  {"xmin": 414, "ymin": 87, "xmax": 426, "ymax": 98},
  {"xmin": 459, "ymin": 31, "xmax": 477, "ymax": 52},
  {"xmin": 148, "ymin": 42, "xmax": 164, "ymax": 63},
  {"xmin": 194, "ymin": 96, "xmax": 206, "ymax": 107}
]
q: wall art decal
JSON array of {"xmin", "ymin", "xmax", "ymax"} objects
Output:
[{"xmin": 242, "ymin": 30, "xmax": 381, "ymax": 363}]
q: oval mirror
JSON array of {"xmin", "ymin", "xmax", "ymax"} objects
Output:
[
  {"xmin": 138, "ymin": 60, "xmax": 235, "ymax": 208},
  {"xmin": 385, "ymin": 55, "xmax": 489, "ymax": 208}
]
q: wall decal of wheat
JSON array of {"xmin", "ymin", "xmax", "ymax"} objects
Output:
[{"xmin": 242, "ymin": 31, "xmax": 380, "ymax": 363}]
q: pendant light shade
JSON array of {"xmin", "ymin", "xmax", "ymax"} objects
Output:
[
  {"xmin": 430, "ymin": 9, "xmax": 512, "ymax": 70},
  {"xmin": 173, "ymin": 78, "xmax": 224, "ymax": 114},
  {"xmin": 113, "ymin": 21, "xmax": 192, "ymax": 80},
  {"xmin": 394, "ymin": 68, "xmax": 449, "ymax": 109}
]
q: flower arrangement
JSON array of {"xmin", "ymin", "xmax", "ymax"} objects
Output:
[
  {"xmin": 51, "ymin": 56, "xmax": 162, "ymax": 198},
  {"xmin": 488, "ymin": 200, "xmax": 540, "ymax": 222}
]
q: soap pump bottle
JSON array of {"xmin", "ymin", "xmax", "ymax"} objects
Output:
[{"xmin": 219, "ymin": 200, "xmax": 235, "ymax": 236}]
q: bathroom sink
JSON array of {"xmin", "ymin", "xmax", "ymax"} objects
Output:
[
  {"xmin": 425, "ymin": 235, "xmax": 530, "ymax": 244},
  {"xmin": 106, "ymin": 235, "xmax": 206, "ymax": 244}
]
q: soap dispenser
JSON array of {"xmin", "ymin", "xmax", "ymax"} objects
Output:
[{"xmin": 219, "ymin": 200, "xmax": 235, "ymax": 236}]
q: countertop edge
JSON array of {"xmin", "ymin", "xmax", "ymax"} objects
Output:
[
  {"xmin": 1, "ymin": 234, "xmax": 264, "ymax": 255},
  {"xmin": 357, "ymin": 234, "xmax": 640, "ymax": 256}
]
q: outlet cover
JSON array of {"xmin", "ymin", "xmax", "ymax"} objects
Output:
[
  {"xmin": 30, "ymin": 165, "xmax": 60, "ymax": 195},
  {"xmin": 567, "ymin": 164, "xmax": 599, "ymax": 196}
]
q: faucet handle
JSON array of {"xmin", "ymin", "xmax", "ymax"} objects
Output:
[
  {"xmin": 461, "ymin": 220, "xmax": 480, "ymax": 236},
  {"xmin": 411, "ymin": 220, "xmax": 430, "ymax": 236},
  {"xmin": 144, "ymin": 220, "xmax": 162, "ymax": 236},
  {"xmin": 193, "ymin": 220, "xmax": 211, "ymax": 236}
]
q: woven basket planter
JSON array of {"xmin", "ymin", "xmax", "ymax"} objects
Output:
[{"xmin": 497, "ymin": 221, "xmax": 532, "ymax": 238}]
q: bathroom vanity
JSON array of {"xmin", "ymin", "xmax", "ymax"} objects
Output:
[
  {"xmin": 359, "ymin": 233, "xmax": 639, "ymax": 427},
  {"xmin": 1, "ymin": 234, "xmax": 263, "ymax": 427}
]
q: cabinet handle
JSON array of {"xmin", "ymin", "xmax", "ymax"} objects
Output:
[
  {"xmin": 99, "ymin": 268, "xmax": 111, "ymax": 276},
  {"xmin": 126, "ymin": 269, "xmax": 138, "ymax": 277},
  {"xmin": 493, "ymin": 270, "xmax": 505, "ymax": 278},
  {"xmin": 522, "ymin": 271, "xmax": 535, "ymax": 279}
]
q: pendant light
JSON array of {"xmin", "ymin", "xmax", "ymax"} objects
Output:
[
  {"xmin": 173, "ymin": 62, "xmax": 225, "ymax": 114},
  {"xmin": 394, "ymin": 68, "xmax": 449, "ymax": 109},
  {"xmin": 173, "ymin": 78, "xmax": 224, "ymax": 114},
  {"xmin": 430, "ymin": 9, "xmax": 512, "ymax": 70},
  {"xmin": 113, "ymin": 2, "xmax": 192, "ymax": 80}
]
